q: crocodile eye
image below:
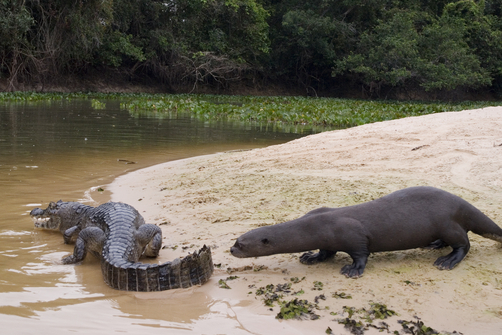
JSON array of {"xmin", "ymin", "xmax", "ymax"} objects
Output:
[{"xmin": 261, "ymin": 238, "xmax": 269, "ymax": 245}]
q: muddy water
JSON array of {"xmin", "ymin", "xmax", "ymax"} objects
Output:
[{"xmin": 0, "ymin": 99, "xmax": 308, "ymax": 334}]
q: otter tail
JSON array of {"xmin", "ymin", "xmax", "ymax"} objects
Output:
[{"xmin": 462, "ymin": 202, "xmax": 502, "ymax": 244}]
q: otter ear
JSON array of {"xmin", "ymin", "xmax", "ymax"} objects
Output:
[{"xmin": 261, "ymin": 238, "xmax": 269, "ymax": 245}]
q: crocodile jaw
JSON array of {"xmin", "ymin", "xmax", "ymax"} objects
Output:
[{"xmin": 30, "ymin": 208, "xmax": 61, "ymax": 230}]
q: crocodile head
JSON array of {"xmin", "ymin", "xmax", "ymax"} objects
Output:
[{"xmin": 31, "ymin": 200, "xmax": 72, "ymax": 231}]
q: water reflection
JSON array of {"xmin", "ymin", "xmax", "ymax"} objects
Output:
[{"xmin": 0, "ymin": 99, "xmax": 310, "ymax": 333}]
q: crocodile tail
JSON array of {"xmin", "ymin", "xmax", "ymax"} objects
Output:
[{"xmin": 101, "ymin": 245, "xmax": 214, "ymax": 291}]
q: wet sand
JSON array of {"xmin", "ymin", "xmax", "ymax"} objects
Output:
[{"xmin": 110, "ymin": 106, "xmax": 502, "ymax": 334}]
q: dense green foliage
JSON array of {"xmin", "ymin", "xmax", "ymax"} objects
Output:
[
  {"xmin": 0, "ymin": 92, "xmax": 498, "ymax": 129},
  {"xmin": 1, "ymin": 0, "xmax": 502, "ymax": 97}
]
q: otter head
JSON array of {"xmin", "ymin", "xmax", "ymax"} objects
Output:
[
  {"xmin": 30, "ymin": 200, "xmax": 78, "ymax": 232},
  {"xmin": 230, "ymin": 226, "xmax": 280, "ymax": 258}
]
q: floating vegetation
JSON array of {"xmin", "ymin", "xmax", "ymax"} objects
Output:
[
  {"xmin": 255, "ymin": 284, "xmax": 284, "ymax": 307},
  {"xmin": 338, "ymin": 317, "xmax": 367, "ymax": 335},
  {"xmin": 366, "ymin": 302, "xmax": 398, "ymax": 321},
  {"xmin": 342, "ymin": 306, "xmax": 359, "ymax": 319},
  {"xmin": 290, "ymin": 276, "xmax": 306, "ymax": 283},
  {"xmin": 276, "ymin": 298, "xmax": 320, "ymax": 320},
  {"xmin": 313, "ymin": 281, "xmax": 324, "ymax": 290},
  {"xmin": 120, "ymin": 94, "xmax": 501, "ymax": 129},
  {"xmin": 337, "ymin": 303, "xmax": 397, "ymax": 334},
  {"xmin": 218, "ymin": 276, "xmax": 238, "ymax": 289},
  {"xmin": 218, "ymin": 279, "xmax": 231, "ymax": 289},
  {"xmin": 332, "ymin": 291, "xmax": 353, "ymax": 299},
  {"xmin": 226, "ymin": 264, "xmax": 267, "ymax": 273},
  {"xmin": 1, "ymin": 92, "xmax": 499, "ymax": 130},
  {"xmin": 0, "ymin": 92, "xmax": 88, "ymax": 102},
  {"xmin": 335, "ymin": 303, "xmax": 460, "ymax": 334},
  {"xmin": 255, "ymin": 284, "xmax": 275, "ymax": 296},
  {"xmin": 398, "ymin": 317, "xmax": 464, "ymax": 335},
  {"xmin": 91, "ymin": 99, "xmax": 106, "ymax": 109},
  {"xmin": 294, "ymin": 289, "xmax": 305, "ymax": 296},
  {"xmin": 249, "ymin": 277, "xmax": 461, "ymax": 334},
  {"xmin": 275, "ymin": 283, "xmax": 292, "ymax": 293},
  {"xmin": 314, "ymin": 294, "xmax": 326, "ymax": 303}
]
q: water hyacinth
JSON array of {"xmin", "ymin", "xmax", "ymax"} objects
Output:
[
  {"xmin": 0, "ymin": 92, "xmax": 498, "ymax": 129},
  {"xmin": 117, "ymin": 94, "xmax": 500, "ymax": 128}
]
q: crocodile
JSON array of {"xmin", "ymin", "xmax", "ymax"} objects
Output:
[{"xmin": 30, "ymin": 200, "xmax": 214, "ymax": 291}]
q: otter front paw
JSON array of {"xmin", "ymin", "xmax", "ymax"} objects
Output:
[
  {"xmin": 424, "ymin": 239, "xmax": 449, "ymax": 250},
  {"xmin": 299, "ymin": 251, "xmax": 319, "ymax": 265}
]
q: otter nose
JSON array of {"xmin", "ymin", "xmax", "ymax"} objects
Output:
[{"xmin": 230, "ymin": 241, "xmax": 242, "ymax": 255}]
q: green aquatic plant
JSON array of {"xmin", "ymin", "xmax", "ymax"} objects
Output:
[
  {"xmin": 217, "ymin": 276, "xmax": 239, "ymax": 289},
  {"xmin": 276, "ymin": 298, "xmax": 319, "ymax": 320},
  {"xmin": 313, "ymin": 281, "xmax": 324, "ymax": 290},
  {"xmin": 255, "ymin": 284, "xmax": 284, "ymax": 307},
  {"xmin": 1, "ymin": 92, "xmax": 499, "ymax": 130},
  {"xmin": 367, "ymin": 302, "xmax": 397, "ymax": 320},
  {"xmin": 332, "ymin": 291, "xmax": 352, "ymax": 299},
  {"xmin": 218, "ymin": 279, "xmax": 231, "ymax": 289},
  {"xmin": 255, "ymin": 284, "xmax": 275, "ymax": 296},
  {"xmin": 338, "ymin": 317, "xmax": 367, "ymax": 334},
  {"xmin": 108, "ymin": 94, "xmax": 502, "ymax": 129},
  {"xmin": 290, "ymin": 276, "xmax": 306, "ymax": 283},
  {"xmin": 91, "ymin": 99, "xmax": 106, "ymax": 109},
  {"xmin": 398, "ymin": 317, "xmax": 462, "ymax": 335}
]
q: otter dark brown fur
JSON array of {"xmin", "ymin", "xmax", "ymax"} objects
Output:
[{"xmin": 230, "ymin": 186, "xmax": 502, "ymax": 278}]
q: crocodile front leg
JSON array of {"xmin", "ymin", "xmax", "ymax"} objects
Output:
[
  {"xmin": 136, "ymin": 224, "xmax": 162, "ymax": 258},
  {"xmin": 63, "ymin": 226, "xmax": 81, "ymax": 244},
  {"xmin": 63, "ymin": 227, "xmax": 106, "ymax": 264}
]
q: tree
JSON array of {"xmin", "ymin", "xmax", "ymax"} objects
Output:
[
  {"xmin": 0, "ymin": 0, "xmax": 33, "ymax": 90},
  {"xmin": 98, "ymin": 0, "xmax": 270, "ymax": 89},
  {"xmin": 333, "ymin": 11, "xmax": 423, "ymax": 91},
  {"xmin": 417, "ymin": 13, "xmax": 491, "ymax": 91},
  {"xmin": 27, "ymin": 0, "xmax": 113, "ymax": 75},
  {"xmin": 333, "ymin": 6, "xmax": 493, "ymax": 94}
]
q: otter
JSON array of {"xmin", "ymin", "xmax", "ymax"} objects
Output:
[{"xmin": 230, "ymin": 186, "xmax": 502, "ymax": 278}]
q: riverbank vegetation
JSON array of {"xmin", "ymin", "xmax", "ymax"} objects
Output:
[
  {"xmin": 0, "ymin": 92, "xmax": 498, "ymax": 128},
  {"xmin": 1, "ymin": 0, "xmax": 502, "ymax": 99}
]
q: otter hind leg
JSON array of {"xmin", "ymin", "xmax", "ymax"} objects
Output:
[
  {"xmin": 340, "ymin": 250, "xmax": 369, "ymax": 278},
  {"xmin": 433, "ymin": 228, "xmax": 470, "ymax": 270},
  {"xmin": 433, "ymin": 244, "xmax": 470, "ymax": 270},
  {"xmin": 299, "ymin": 249, "xmax": 336, "ymax": 265}
]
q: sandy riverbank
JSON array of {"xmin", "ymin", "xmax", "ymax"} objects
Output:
[{"xmin": 109, "ymin": 107, "xmax": 502, "ymax": 334}]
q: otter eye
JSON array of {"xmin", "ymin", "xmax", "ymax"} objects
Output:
[{"xmin": 261, "ymin": 238, "xmax": 269, "ymax": 245}]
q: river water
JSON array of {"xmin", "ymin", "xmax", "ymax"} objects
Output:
[{"xmin": 0, "ymin": 99, "xmax": 311, "ymax": 334}]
